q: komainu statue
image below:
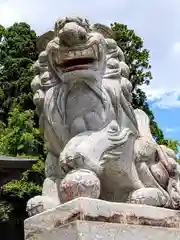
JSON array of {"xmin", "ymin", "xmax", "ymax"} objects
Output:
[{"xmin": 27, "ymin": 17, "xmax": 180, "ymax": 216}]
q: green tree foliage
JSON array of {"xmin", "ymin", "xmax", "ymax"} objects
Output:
[
  {"xmin": 0, "ymin": 22, "xmax": 44, "ymax": 238},
  {"xmin": 0, "ymin": 25, "xmax": 5, "ymax": 42},
  {"xmin": 111, "ymin": 23, "xmax": 152, "ymax": 88},
  {"xmin": 0, "ymin": 22, "xmax": 38, "ymax": 124},
  {"xmin": 0, "ymin": 107, "xmax": 42, "ymax": 156},
  {"xmin": 0, "ymin": 106, "xmax": 45, "ymax": 232},
  {"xmin": 158, "ymin": 138, "xmax": 180, "ymax": 154}
]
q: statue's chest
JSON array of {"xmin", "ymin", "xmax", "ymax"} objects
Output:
[{"xmin": 65, "ymin": 84, "xmax": 112, "ymax": 136}]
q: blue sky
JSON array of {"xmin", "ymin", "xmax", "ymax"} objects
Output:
[{"xmin": 0, "ymin": 0, "xmax": 180, "ymax": 142}]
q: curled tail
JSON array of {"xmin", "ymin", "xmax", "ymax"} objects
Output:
[{"xmin": 134, "ymin": 108, "xmax": 155, "ymax": 143}]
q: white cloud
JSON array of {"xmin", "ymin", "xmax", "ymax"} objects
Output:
[
  {"xmin": 164, "ymin": 127, "xmax": 180, "ymax": 133},
  {"xmin": 165, "ymin": 127, "xmax": 175, "ymax": 133},
  {"xmin": 144, "ymin": 88, "xmax": 164, "ymax": 102},
  {"xmin": 146, "ymin": 91, "xmax": 180, "ymax": 109},
  {"xmin": 173, "ymin": 42, "xmax": 180, "ymax": 53},
  {"xmin": 142, "ymin": 82, "xmax": 180, "ymax": 109}
]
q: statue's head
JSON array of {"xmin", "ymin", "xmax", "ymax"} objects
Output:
[{"xmin": 45, "ymin": 17, "xmax": 107, "ymax": 84}]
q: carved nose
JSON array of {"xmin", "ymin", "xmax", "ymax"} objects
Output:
[{"xmin": 59, "ymin": 22, "xmax": 87, "ymax": 46}]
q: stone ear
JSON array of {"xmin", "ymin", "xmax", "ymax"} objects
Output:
[
  {"xmin": 92, "ymin": 23, "xmax": 114, "ymax": 39},
  {"xmin": 36, "ymin": 30, "xmax": 54, "ymax": 52}
]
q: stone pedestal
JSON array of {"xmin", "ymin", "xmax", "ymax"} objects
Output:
[{"xmin": 24, "ymin": 197, "xmax": 180, "ymax": 239}]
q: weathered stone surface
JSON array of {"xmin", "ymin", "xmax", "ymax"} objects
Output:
[
  {"xmin": 25, "ymin": 197, "xmax": 180, "ymax": 239},
  {"xmin": 26, "ymin": 221, "xmax": 180, "ymax": 240},
  {"xmin": 27, "ymin": 16, "xmax": 180, "ymax": 217},
  {"xmin": 59, "ymin": 169, "xmax": 101, "ymax": 203}
]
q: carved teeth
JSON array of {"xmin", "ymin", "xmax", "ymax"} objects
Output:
[
  {"xmin": 75, "ymin": 51, "xmax": 80, "ymax": 58},
  {"xmin": 68, "ymin": 51, "xmax": 73, "ymax": 58},
  {"xmin": 58, "ymin": 45, "xmax": 98, "ymax": 64},
  {"xmin": 92, "ymin": 44, "xmax": 98, "ymax": 59}
]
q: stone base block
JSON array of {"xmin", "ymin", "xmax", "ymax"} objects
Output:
[{"xmin": 25, "ymin": 197, "xmax": 180, "ymax": 239}]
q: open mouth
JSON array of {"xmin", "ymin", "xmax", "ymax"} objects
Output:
[
  {"xmin": 58, "ymin": 58, "xmax": 95, "ymax": 72},
  {"xmin": 54, "ymin": 44, "xmax": 99, "ymax": 73}
]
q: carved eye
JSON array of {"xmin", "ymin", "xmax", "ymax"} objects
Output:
[
  {"xmin": 155, "ymin": 151, "xmax": 159, "ymax": 162},
  {"xmin": 107, "ymin": 58, "xmax": 119, "ymax": 69},
  {"xmin": 79, "ymin": 34, "xmax": 86, "ymax": 41},
  {"xmin": 106, "ymin": 39, "xmax": 117, "ymax": 49}
]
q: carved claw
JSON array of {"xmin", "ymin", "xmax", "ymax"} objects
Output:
[
  {"xmin": 26, "ymin": 195, "xmax": 59, "ymax": 217},
  {"xmin": 59, "ymin": 153, "xmax": 85, "ymax": 173},
  {"xmin": 128, "ymin": 187, "xmax": 168, "ymax": 207}
]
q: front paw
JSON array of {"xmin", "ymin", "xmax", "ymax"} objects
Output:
[
  {"xmin": 59, "ymin": 152, "xmax": 85, "ymax": 173},
  {"xmin": 128, "ymin": 187, "xmax": 168, "ymax": 207},
  {"xmin": 26, "ymin": 195, "xmax": 59, "ymax": 217}
]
